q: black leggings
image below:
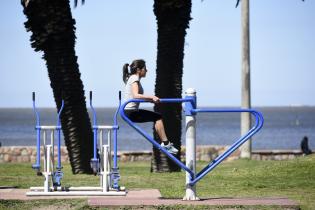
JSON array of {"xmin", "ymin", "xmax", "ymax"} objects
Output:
[{"xmin": 125, "ymin": 109, "xmax": 162, "ymax": 123}]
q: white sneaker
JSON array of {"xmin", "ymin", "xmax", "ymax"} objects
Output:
[{"xmin": 161, "ymin": 142, "xmax": 179, "ymax": 154}]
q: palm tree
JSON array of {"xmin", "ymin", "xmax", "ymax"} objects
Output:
[
  {"xmin": 21, "ymin": 0, "xmax": 93, "ymax": 174},
  {"xmin": 152, "ymin": 0, "xmax": 192, "ymax": 172}
]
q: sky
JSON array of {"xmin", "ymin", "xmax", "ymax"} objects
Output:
[{"xmin": 0, "ymin": 0, "xmax": 314, "ymax": 107}]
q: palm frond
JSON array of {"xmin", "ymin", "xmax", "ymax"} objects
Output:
[
  {"xmin": 74, "ymin": 0, "xmax": 85, "ymax": 7},
  {"xmin": 235, "ymin": 0, "xmax": 241, "ymax": 8}
]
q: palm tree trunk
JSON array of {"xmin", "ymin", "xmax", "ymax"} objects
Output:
[
  {"xmin": 240, "ymin": 0, "xmax": 252, "ymax": 158},
  {"xmin": 21, "ymin": 0, "xmax": 93, "ymax": 173},
  {"xmin": 152, "ymin": 0, "xmax": 192, "ymax": 172}
]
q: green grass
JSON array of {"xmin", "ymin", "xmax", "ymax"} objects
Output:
[{"xmin": 1, "ymin": 154, "xmax": 315, "ymax": 209}]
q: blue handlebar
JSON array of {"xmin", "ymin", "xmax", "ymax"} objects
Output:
[
  {"xmin": 89, "ymin": 91, "xmax": 97, "ymax": 126},
  {"xmin": 32, "ymin": 92, "xmax": 41, "ymax": 171},
  {"xmin": 57, "ymin": 99, "xmax": 64, "ymax": 126},
  {"xmin": 56, "ymin": 98, "xmax": 64, "ymax": 170},
  {"xmin": 89, "ymin": 91, "xmax": 98, "ymax": 163}
]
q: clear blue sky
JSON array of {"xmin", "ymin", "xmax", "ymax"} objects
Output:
[{"xmin": 0, "ymin": 0, "xmax": 314, "ymax": 107}]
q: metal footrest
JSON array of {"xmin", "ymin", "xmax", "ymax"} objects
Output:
[{"xmin": 27, "ymin": 186, "xmax": 127, "ymax": 196}]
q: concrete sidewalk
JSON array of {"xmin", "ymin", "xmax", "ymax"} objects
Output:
[{"xmin": 0, "ymin": 188, "xmax": 299, "ymax": 209}]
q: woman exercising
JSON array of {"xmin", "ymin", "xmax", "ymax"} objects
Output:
[{"xmin": 122, "ymin": 59, "xmax": 178, "ymax": 154}]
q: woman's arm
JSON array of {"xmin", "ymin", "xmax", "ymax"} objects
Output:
[{"xmin": 131, "ymin": 82, "xmax": 160, "ymax": 102}]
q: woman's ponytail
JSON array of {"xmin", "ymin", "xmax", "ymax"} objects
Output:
[
  {"xmin": 123, "ymin": 63, "xmax": 130, "ymax": 84},
  {"xmin": 123, "ymin": 59, "xmax": 146, "ymax": 83}
]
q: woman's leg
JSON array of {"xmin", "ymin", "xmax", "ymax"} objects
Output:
[
  {"xmin": 155, "ymin": 119, "xmax": 178, "ymax": 154},
  {"xmin": 125, "ymin": 109, "xmax": 178, "ymax": 153},
  {"xmin": 126, "ymin": 109, "xmax": 168, "ymax": 141},
  {"xmin": 154, "ymin": 119, "xmax": 168, "ymax": 141}
]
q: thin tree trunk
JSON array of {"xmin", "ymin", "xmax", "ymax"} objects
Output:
[
  {"xmin": 21, "ymin": 0, "xmax": 93, "ymax": 173},
  {"xmin": 152, "ymin": 0, "xmax": 192, "ymax": 172},
  {"xmin": 240, "ymin": 0, "xmax": 252, "ymax": 158}
]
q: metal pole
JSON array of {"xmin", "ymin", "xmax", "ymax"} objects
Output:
[
  {"xmin": 43, "ymin": 130, "xmax": 47, "ymax": 172},
  {"xmin": 44, "ymin": 145, "xmax": 52, "ymax": 193},
  {"xmin": 56, "ymin": 98, "xmax": 64, "ymax": 170},
  {"xmin": 103, "ymin": 145, "xmax": 109, "ymax": 192},
  {"xmin": 100, "ymin": 129, "xmax": 103, "ymax": 173},
  {"xmin": 107, "ymin": 130, "xmax": 111, "ymax": 160},
  {"xmin": 32, "ymin": 92, "xmax": 41, "ymax": 171},
  {"xmin": 183, "ymin": 88, "xmax": 199, "ymax": 200},
  {"xmin": 240, "ymin": 0, "xmax": 252, "ymax": 158},
  {"xmin": 51, "ymin": 130, "xmax": 54, "ymax": 171},
  {"xmin": 112, "ymin": 91, "xmax": 121, "ymax": 190}
]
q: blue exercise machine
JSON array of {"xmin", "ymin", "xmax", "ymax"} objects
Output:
[
  {"xmin": 26, "ymin": 92, "xmax": 126, "ymax": 196},
  {"xmin": 89, "ymin": 91, "xmax": 123, "ymax": 191},
  {"xmin": 26, "ymin": 88, "xmax": 263, "ymax": 199},
  {"xmin": 30, "ymin": 92, "xmax": 65, "ymax": 192},
  {"xmin": 119, "ymin": 88, "xmax": 264, "ymax": 200}
]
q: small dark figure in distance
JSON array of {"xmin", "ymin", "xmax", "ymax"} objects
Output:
[{"xmin": 301, "ymin": 136, "xmax": 312, "ymax": 155}]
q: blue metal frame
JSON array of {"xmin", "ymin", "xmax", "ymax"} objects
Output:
[
  {"xmin": 89, "ymin": 91, "xmax": 100, "ymax": 174},
  {"xmin": 56, "ymin": 100, "xmax": 64, "ymax": 170},
  {"xmin": 89, "ymin": 91, "xmax": 122, "ymax": 189},
  {"xmin": 52, "ymin": 99, "xmax": 65, "ymax": 187},
  {"xmin": 119, "ymin": 98, "xmax": 196, "ymax": 179},
  {"xmin": 119, "ymin": 97, "xmax": 264, "ymax": 186},
  {"xmin": 32, "ymin": 92, "xmax": 41, "ymax": 171},
  {"xmin": 190, "ymin": 108, "xmax": 263, "ymax": 185},
  {"xmin": 111, "ymin": 91, "xmax": 122, "ymax": 190},
  {"xmin": 32, "ymin": 92, "xmax": 65, "ymax": 185}
]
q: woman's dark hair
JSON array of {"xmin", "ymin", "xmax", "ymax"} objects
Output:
[{"xmin": 123, "ymin": 59, "xmax": 146, "ymax": 84}]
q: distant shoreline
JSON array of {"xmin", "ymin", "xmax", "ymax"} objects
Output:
[
  {"xmin": 1, "ymin": 107, "xmax": 314, "ymax": 151},
  {"xmin": 1, "ymin": 105, "xmax": 315, "ymax": 109}
]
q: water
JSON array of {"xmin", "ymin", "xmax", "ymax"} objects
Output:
[{"xmin": 0, "ymin": 107, "xmax": 314, "ymax": 151}]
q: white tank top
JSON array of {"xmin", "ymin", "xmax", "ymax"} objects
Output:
[{"xmin": 124, "ymin": 74, "xmax": 143, "ymax": 110}]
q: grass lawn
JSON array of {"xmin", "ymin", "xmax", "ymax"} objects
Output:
[{"xmin": 0, "ymin": 154, "xmax": 314, "ymax": 209}]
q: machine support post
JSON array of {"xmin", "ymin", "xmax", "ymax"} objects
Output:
[{"xmin": 183, "ymin": 88, "xmax": 199, "ymax": 201}]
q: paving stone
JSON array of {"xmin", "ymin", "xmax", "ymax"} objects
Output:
[{"xmin": 0, "ymin": 188, "xmax": 299, "ymax": 209}]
